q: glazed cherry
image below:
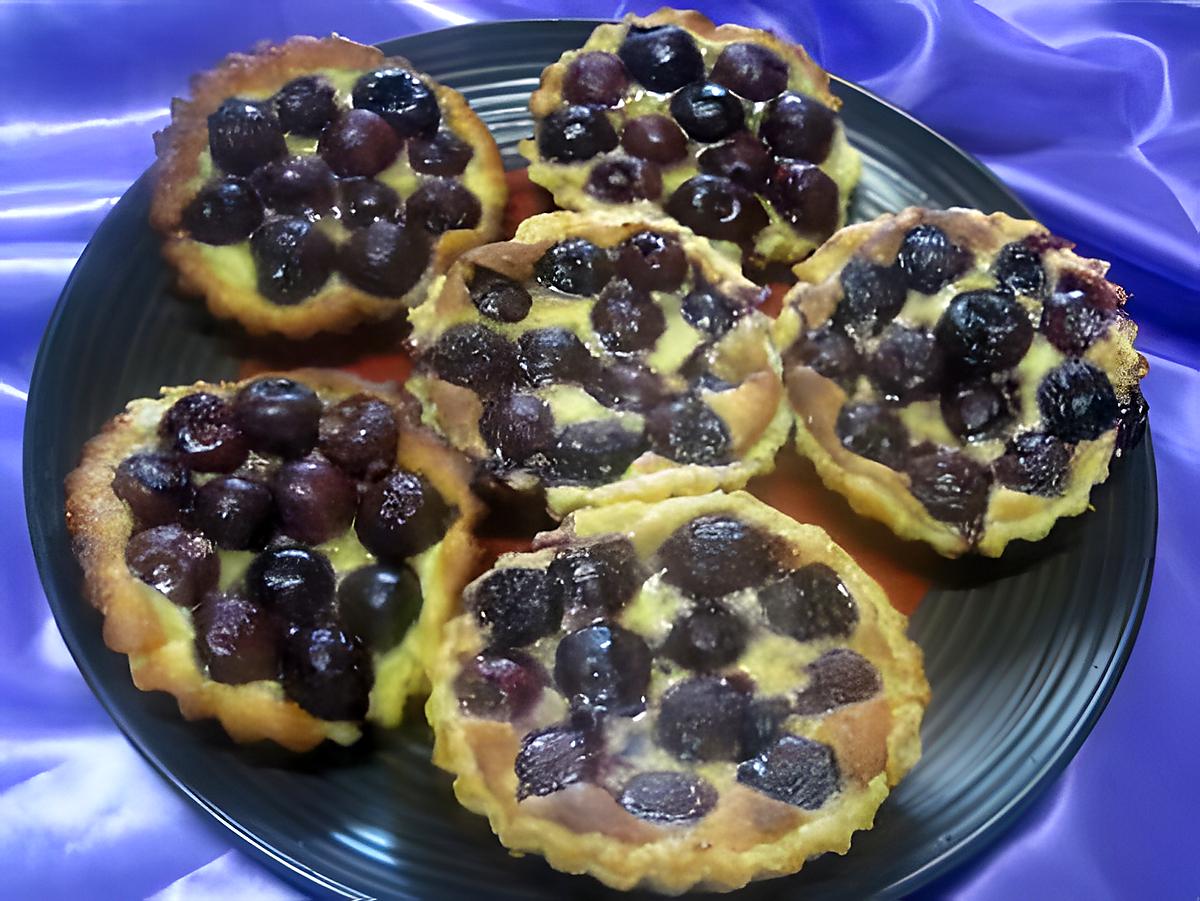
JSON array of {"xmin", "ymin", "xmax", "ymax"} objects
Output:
[
  {"xmin": 836, "ymin": 402, "xmax": 908, "ymax": 470},
  {"xmin": 318, "ymin": 109, "xmax": 401, "ymax": 177},
  {"xmin": 233, "ymin": 377, "xmax": 321, "ymax": 458},
  {"xmin": 408, "ymin": 130, "xmax": 473, "ymax": 176},
  {"xmin": 737, "ymin": 735, "xmax": 840, "ymax": 809},
  {"xmin": 759, "ymin": 92, "xmax": 836, "ymax": 163},
  {"xmin": 515, "ymin": 724, "xmax": 598, "ymax": 798},
  {"xmin": 125, "ymin": 524, "xmax": 218, "ymax": 607},
  {"xmin": 897, "ymin": 224, "xmax": 971, "ymax": 294},
  {"xmin": 906, "ymin": 448, "xmax": 993, "ymax": 527},
  {"xmin": 337, "ymin": 177, "xmax": 401, "ymax": 229},
  {"xmin": 670, "ymin": 82, "xmax": 745, "ymax": 143},
  {"xmin": 469, "ymin": 267, "xmax": 531, "ymax": 323},
  {"xmin": 356, "ymin": 469, "xmax": 452, "ymax": 562},
  {"xmin": 517, "ymin": 328, "xmax": 594, "ymax": 386},
  {"xmin": 868, "ymin": 326, "xmax": 945, "ymax": 402},
  {"xmin": 250, "ymin": 155, "xmax": 336, "ymax": 217},
  {"xmin": 535, "ymin": 237, "xmax": 614, "ymax": 296},
  {"xmin": 338, "ymin": 563, "xmax": 422, "ymax": 652},
  {"xmin": 272, "ymin": 75, "xmax": 338, "ymax": 137},
  {"xmin": 1116, "ymin": 386, "xmax": 1149, "ymax": 456},
  {"xmin": 740, "ymin": 697, "xmax": 791, "ymax": 759},
  {"xmin": 697, "ymin": 132, "xmax": 772, "ymax": 192},
  {"xmin": 548, "ymin": 536, "xmax": 641, "ymax": 617},
  {"xmin": 340, "ymin": 220, "xmax": 429, "ymax": 297},
  {"xmin": 936, "ymin": 289, "xmax": 1033, "ymax": 375},
  {"xmin": 583, "ymin": 362, "xmax": 666, "ymax": 412},
  {"xmin": 471, "ymin": 567, "xmax": 562, "ymax": 648},
  {"xmin": 614, "ymin": 231, "xmax": 686, "ymax": 293},
  {"xmin": 765, "ymin": 162, "xmax": 839, "ymax": 237},
  {"xmin": 193, "ymin": 591, "xmax": 280, "ymax": 684},
  {"xmin": 555, "ymin": 623, "xmax": 652, "ymax": 714},
  {"xmin": 941, "ymin": 381, "xmax": 1011, "ymax": 440},
  {"xmin": 182, "ymin": 177, "xmax": 263, "ymax": 245},
  {"xmin": 207, "ymin": 99, "xmax": 286, "ymax": 176},
  {"xmin": 427, "ymin": 323, "xmax": 518, "ymax": 394},
  {"xmin": 666, "ymin": 175, "xmax": 768, "ymax": 245},
  {"xmin": 281, "ymin": 623, "xmax": 373, "ymax": 721},
  {"xmin": 249, "ymin": 217, "xmax": 336, "ymax": 304},
  {"xmin": 681, "ymin": 283, "xmax": 740, "ymax": 336},
  {"xmin": 192, "ymin": 475, "xmax": 274, "ymax": 550},
  {"xmin": 1037, "ymin": 359, "xmax": 1119, "ymax": 442},
  {"xmin": 352, "ymin": 67, "xmax": 440, "ymax": 137},
  {"xmin": 406, "ymin": 180, "xmax": 481, "ymax": 234},
  {"xmin": 455, "ymin": 651, "xmax": 545, "ymax": 720},
  {"xmin": 161, "ymin": 392, "xmax": 247, "ymax": 473},
  {"xmin": 760, "ymin": 563, "xmax": 858, "ymax": 642},
  {"xmin": 317, "ymin": 394, "xmax": 399, "ymax": 479},
  {"xmin": 537, "ymin": 105, "xmax": 618, "ymax": 163},
  {"xmin": 273, "ymin": 455, "xmax": 357, "ymax": 545},
  {"xmin": 479, "ymin": 394, "xmax": 555, "ymax": 465},
  {"xmin": 656, "ymin": 675, "xmax": 750, "ymax": 762},
  {"xmin": 993, "ymin": 431, "xmax": 1071, "ymax": 496},
  {"xmin": 646, "ymin": 395, "xmax": 731, "ymax": 465},
  {"xmin": 619, "ymin": 772, "xmax": 717, "ymax": 823},
  {"xmin": 586, "ymin": 158, "xmax": 662, "ymax": 204},
  {"xmin": 663, "ymin": 602, "xmax": 748, "ymax": 670},
  {"xmin": 617, "ymin": 25, "xmax": 704, "ymax": 93},
  {"xmin": 592, "ymin": 280, "xmax": 666, "ymax": 354},
  {"xmin": 794, "ymin": 649, "xmax": 882, "ymax": 715},
  {"xmin": 711, "ymin": 42, "xmax": 789, "ymax": 101},
  {"xmin": 112, "ymin": 452, "xmax": 193, "ymax": 528},
  {"xmin": 658, "ymin": 515, "xmax": 779, "ymax": 598},
  {"xmin": 563, "ymin": 51, "xmax": 629, "ymax": 107},
  {"xmin": 546, "ymin": 420, "xmax": 646, "ymax": 485},
  {"xmin": 1040, "ymin": 285, "xmax": 1113, "ymax": 355},
  {"xmin": 786, "ymin": 327, "xmax": 859, "ymax": 389},
  {"xmin": 834, "ymin": 257, "xmax": 908, "ymax": 338},
  {"xmin": 993, "ymin": 241, "xmax": 1046, "ymax": 297},
  {"xmin": 246, "ymin": 546, "xmax": 336, "ymax": 625},
  {"xmin": 620, "ymin": 115, "xmax": 688, "ymax": 164}
]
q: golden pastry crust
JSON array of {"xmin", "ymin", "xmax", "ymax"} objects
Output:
[
  {"xmin": 151, "ymin": 35, "xmax": 506, "ymax": 339},
  {"xmin": 65, "ymin": 369, "xmax": 482, "ymax": 751},
  {"xmin": 775, "ymin": 207, "xmax": 1148, "ymax": 557},
  {"xmin": 428, "ymin": 491, "xmax": 928, "ymax": 893},
  {"xmin": 406, "ymin": 209, "xmax": 791, "ymax": 519},
  {"xmin": 519, "ymin": 9, "xmax": 861, "ymax": 265}
]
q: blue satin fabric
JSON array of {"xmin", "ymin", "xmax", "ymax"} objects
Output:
[{"xmin": 2, "ymin": 1, "xmax": 1197, "ymax": 898}]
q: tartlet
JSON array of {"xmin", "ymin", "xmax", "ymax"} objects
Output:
[
  {"xmin": 428, "ymin": 490, "xmax": 928, "ymax": 893},
  {"xmin": 406, "ymin": 210, "xmax": 791, "ymax": 517},
  {"xmin": 151, "ymin": 35, "xmax": 506, "ymax": 338},
  {"xmin": 775, "ymin": 207, "xmax": 1149, "ymax": 557},
  {"xmin": 65, "ymin": 369, "xmax": 482, "ymax": 751},
  {"xmin": 520, "ymin": 8, "xmax": 861, "ymax": 265}
]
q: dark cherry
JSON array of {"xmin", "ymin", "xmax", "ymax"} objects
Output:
[
  {"xmin": 517, "ymin": 328, "xmax": 595, "ymax": 386},
  {"xmin": 406, "ymin": 180, "xmax": 481, "ymax": 234},
  {"xmin": 281, "ymin": 623, "xmax": 372, "ymax": 721},
  {"xmin": 455, "ymin": 651, "xmax": 544, "ymax": 720},
  {"xmin": 470, "ymin": 267, "xmax": 532, "ymax": 323},
  {"xmin": 697, "ymin": 132, "xmax": 772, "ymax": 192},
  {"xmin": 615, "ymin": 231, "xmax": 687, "ymax": 293},
  {"xmin": 272, "ymin": 75, "xmax": 338, "ymax": 137},
  {"xmin": 479, "ymin": 394, "xmax": 555, "ymax": 465},
  {"xmin": 936, "ymin": 289, "xmax": 1033, "ymax": 374},
  {"xmin": 233, "ymin": 376, "xmax": 321, "ymax": 458},
  {"xmin": 646, "ymin": 395, "xmax": 731, "ymax": 465},
  {"xmin": 941, "ymin": 381, "xmax": 1012, "ymax": 440},
  {"xmin": 471, "ymin": 567, "xmax": 562, "ymax": 648},
  {"xmin": 548, "ymin": 536, "xmax": 641, "ymax": 616},
  {"xmin": 1116, "ymin": 385, "xmax": 1149, "ymax": 456},
  {"xmin": 125, "ymin": 524, "xmax": 217, "ymax": 607},
  {"xmin": 835, "ymin": 402, "xmax": 908, "ymax": 470},
  {"xmin": 563, "ymin": 51, "xmax": 629, "ymax": 107},
  {"xmin": 711, "ymin": 42, "xmax": 789, "ymax": 100},
  {"xmin": 592, "ymin": 280, "xmax": 666, "ymax": 355},
  {"xmin": 586, "ymin": 158, "xmax": 662, "ymax": 204},
  {"xmin": 337, "ymin": 563, "xmax": 422, "ymax": 652},
  {"xmin": 245, "ymin": 546, "xmax": 336, "ymax": 625},
  {"xmin": 160, "ymin": 392, "xmax": 247, "ymax": 473},
  {"xmin": 534, "ymin": 238, "xmax": 613, "ymax": 296},
  {"xmin": 760, "ymin": 563, "xmax": 858, "ymax": 642},
  {"xmin": 352, "ymin": 67, "xmax": 440, "ymax": 137},
  {"xmin": 340, "ymin": 219, "xmax": 429, "ymax": 297},
  {"xmin": 207, "ymin": 98, "xmax": 286, "ymax": 176},
  {"xmin": 515, "ymin": 724, "xmax": 598, "ymax": 798},
  {"xmin": 192, "ymin": 475, "xmax": 274, "ymax": 550},
  {"xmin": 317, "ymin": 109, "xmax": 401, "ymax": 177},
  {"xmin": 537, "ymin": 105, "xmax": 618, "ymax": 163},
  {"xmin": 658, "ymin": 514, "xmax": 779, "ymax": 598},
  {"xmin": 355, "ymin": 469, "xmax": 452, "ymax": 562},
  {"xmin": 249, "ymin": 216, "xmax": 336, "ymax": 304},
  {"xmin": 182, "ymin": 177, "xmax": 263, "ymax": 245},
  {"xmin": 737, "ymin": 735, "xmax": 840, "ymax": 809},
  {"xmin": 273, "ymin": 456, "xmax": 357, "ymax": 545},
  {"xmin": 545, "ymin": 420, "xmax": 646, "ymax": 485},
  {"xmin": 682, "ymin": 284, "xmax": 740, "ymax": 337},
  {"xmin": 834, "ymin": 257, "xmax": 908, "ymax": 338},
  {"xmin": 992, "ymin": 241, "xmax": 1046, "ymax": 297},
  {"xmin": 740, "ymin": 697, "xmax": 791, "ymax": 759},
  {"xmin": 112, "ymin": 453, "xmax": 193, "ymax": 528},
  {"xmin": 427, "ymin": 323, "xmax": 518, "ymax": 394},
  {"xmin": 408, "ymin": 130, "xmax": 473, "ymax": 176},
  {"xmin": 868, "ymin": 326, "xmax": 944, "ymax": 402},
  {"xmin": 1037, "ymin": 359, "xmax": 1119, "ymax": 442},
  {"xmin": 583, "ymin": 362, "xmax": 666, "ymax": 412},
  {"xmin": 906, "ymin": 448, "xmax": 993, "ymax": 528},
  {"xmin": 336, "ymin": 177, "xmax": 401, "ymax": 229},
  {"xmin": 993, "ymin": 431, "xmax": 1071, "ymax": 496},
  {"xmin": 318, "ymin": 394, "xmax": 399, "ymax": 479},
  {"xmin": 617, "ymin": 25, "xmax": 704, "ymax": 93},
  {"xmin": 619, "ymin": 772, "xmax": 717, "ymax": 823},
  {"xmin": 764, "ymin": 161, "xmax": 839, "ymax": 236},
  {"xmin": 555, "ymin": 623, "xmax": 652, "ymax": 714},
  {"xmin": 793, "ymin": 649, "xmax": 882, "ymax": 715},
  {"xmin": 249, "ymin": 155, "xmax": 336, "ymax": 217},
  {"xmin": 193, "ymin": 591, "xmax": 279, "ymax": 684},
  {"xmin": 759, "ymin": 92, "xmax": 836, "ymax": 163},
  {"xmin": 656, "ymin": 675, "xmax": 750, "ymax": 762},
  {"xmin": 1040, "ymin": 285, "xmax": 1113, "ymax": 355},
  {"xmin": 670, "ymin": 82, "xmax": 745, "ymax": 143},
  {"xmin": 898, "ymin": 224, "xmax": 972, "ymax": 294},
  {"xmin": 666, "ymin": 175, "xmax": 768, "ymax": 244},
  {"xmin": 663, "ymin": 602, "xmax": 748, "ymax": 670},
  {"xmin": 620, "ymin": 115, "xmax": 688, "ymax": 164},
  {"xmin": 785, "ymin": 327, "xmax": 859, "ymax": 389}
]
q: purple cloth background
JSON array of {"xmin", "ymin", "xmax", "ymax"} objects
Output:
[{"xmin": 3, "ymin": 1, "xmax": 1197, "ymax": 897}]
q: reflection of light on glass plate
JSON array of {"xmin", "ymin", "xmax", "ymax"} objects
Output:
[
  {"xmin": 0, "ymin": 197, "xmax": 118, "ymax": 220},
  {"xmin": 0, "ymin": 107, "xmax": 169, "ymax": 142},
  {"xmin": 330, "ymin": 827, "xmax": 399, "ymax": 866},
  {"xmin": 401, "ymin": 0, "xmax": 474, "ymax": 28},
  {"xmin": 0, "ymin": 383, "xmax": 28, "ymax": 402}
]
